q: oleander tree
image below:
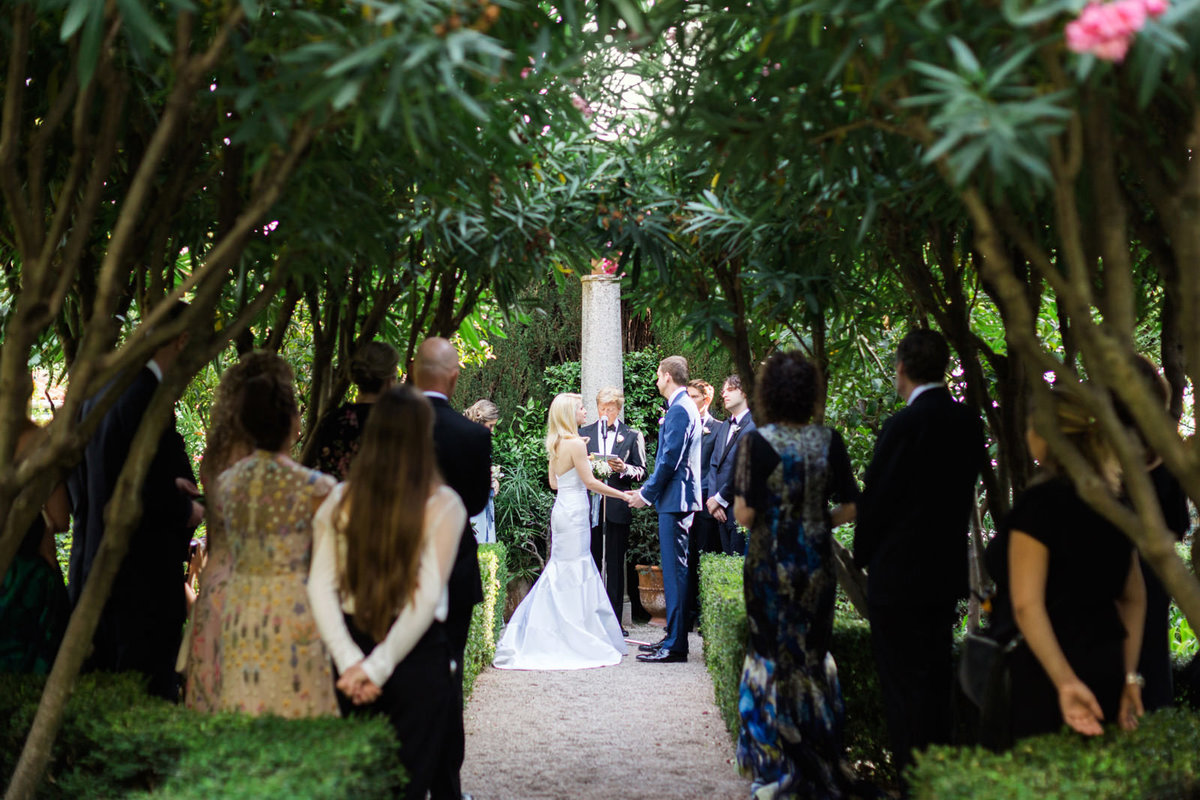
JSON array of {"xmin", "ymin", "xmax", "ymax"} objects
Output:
[
  {"xmin": 634, "ymin": 0, "xmax": 1200, "ymax": 627},
  {"xmin": 0, "ymin": 1, "xmax": 635, "ymax": 795}
]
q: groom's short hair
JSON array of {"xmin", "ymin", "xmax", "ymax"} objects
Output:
[
  {"xmin": 596, "ymin": 386, "xmax": 624, "ymax": 408},
  {"xmin": 659, "ymin": 356, "xmax": 688, "ymax": 385}
]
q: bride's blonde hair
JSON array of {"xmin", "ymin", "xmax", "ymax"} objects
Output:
[{"xmin": 545, "ymin": 392, "xmax": 582, "ymax": 459}]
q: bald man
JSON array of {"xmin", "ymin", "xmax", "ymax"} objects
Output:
[{"xmin": 412, "ymin": 337, "xmax": 492, "ymax": 800}]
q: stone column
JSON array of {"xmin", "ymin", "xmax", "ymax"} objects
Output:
[{"xmin": 580, "ymin": 274, "xmax": 623, "ymax": 423}]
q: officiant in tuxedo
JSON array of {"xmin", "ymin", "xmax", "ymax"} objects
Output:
[
  {"xmin": 706, "ymin": 374, "xmax": 756, "ymax": 555},
  {"xmin": 582, "ymin": 387, "xmax": 647, "ymax": 635}
]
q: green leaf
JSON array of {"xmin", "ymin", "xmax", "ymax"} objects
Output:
[
  {"xmin": 947, "ymin": 36, "xmax": 980, "ymax": 75},
  {"xmin": 77, "ymin": 3, "xmax": 105, "ymax": 87},
  {"xmin": 116, "ymin": 0, "xmax": 172, "ymax": 52},
  {"xmin": 60, "ymin": 0, "xmax": 93, "ymax": 42},
  {"xmin": 239, "ymin": 0, "xmax": 261, "ymax": 19}
]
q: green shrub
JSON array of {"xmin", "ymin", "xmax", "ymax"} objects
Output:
[
  {"xmin": 697, "ymin": 552, "xmax": 893, "ymax": 786},
  {"xmin": 0, "ymin": 673, "xmax": 403, "ymax": 799},
  {"xmin": 911, "ymin": 708, "xmax": 1200, "ymax": 799},
  {"xmin": 463, "ymin": 542, "xmax": 508, "ymax": 700}
]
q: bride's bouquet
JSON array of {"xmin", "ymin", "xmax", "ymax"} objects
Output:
[{"xmin": 590, "ymin": 454, "xmax": 613, "ymax": 480}]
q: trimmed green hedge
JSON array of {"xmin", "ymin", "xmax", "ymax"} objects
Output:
[
  {"xmin": 698, "ymin": 553, "xmax": 892, "ymax": 785},
  {"xmin": 464, "ymin": 542, "xmax": 508, "ymax": 700},
  {"xmin": 2, "ymin": 543, "xmax": 509, "ymax": 797},
  {"xmin": 911, "ymin": 708, "xmax": 1200, "ymax": 799},
  {"xmin": 0, "ymin": 673, "xmax": 404, "ymax": 798}
]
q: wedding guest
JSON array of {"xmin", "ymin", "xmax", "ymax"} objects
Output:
[
  {"xmin": 464, "ymin": 399, "xmax": 501, "ymax": 544},
  {"xmin": 853, "ymin": 329, "xmax": 985, "ymax": 774},
  {"xmin": 707, "ymin": 374, "xmax": 756, "ymax": 556},
  {"xmin": 685, "ymin": 379, "xmax": 720, "ymax": 632},
  {"xmin": 308, "ymin": 340, "xmax": 400, "ymax": 480},
  {"xmin": 69, "ymin": 301, "xmax": 204, "ymax": 700},
  {"xmin": 310, "ymin": 385, "xmax": 467, "ymax": 799},
  {"xmin": 985, "ymin": 387, "xmax": 1145, "ymax": 741},
  {"xmin": 732, "ymin": 352, "xmax": 859, "ymax": 798},
  {"xmin": 185, "ymin": 351, "xmax": 295, "ymax": 711},
  {"xmin": 412, "ymin": 336, "xmax": 491, "ymax": 799},
  {"xmin": 1113, "ymin": 357, "xmax": 1189, "ymax": 712},
  {"xmin": 0, "ymin": 416, "xmax": 71, "ymax": 674},
  {"xmin": 581, "ymin": 386, "xmax": 648, "ymax": 634},
  {"xmin": 205, "ymin": 365, "xmax": 339, "ymax": 716}
]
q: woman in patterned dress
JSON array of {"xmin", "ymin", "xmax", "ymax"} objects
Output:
[
  {"xmin": 184, "ymin": 351, "xmax": 295, "ymax": 711},
  {"xmin": 199, "ymin": 361, "xmax": 338, "ymax": 717},
  {"xmin": 732, "ymin": 352, "xmax": 860, "ymax": 799}
]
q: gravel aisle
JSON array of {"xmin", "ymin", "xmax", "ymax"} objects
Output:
[{"xmin": 462, "ymin": 623, "xmax": 751, "ymax": 800}]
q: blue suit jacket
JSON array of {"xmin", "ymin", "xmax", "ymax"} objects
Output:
[{"xmin": 639, "ymin": 389, "xmax": 703, "ymax": 513}]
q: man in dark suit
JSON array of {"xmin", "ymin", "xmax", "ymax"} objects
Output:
[
  {"xmin": 684, "ymin": 379, "xmax": 720, "ymax": 631},
  {"xmin": 854, "ymin": 329, "xmax": 986, "ymax": 777},
  {"xmin": 581, "ymin": 386, "xmax": 647, "ymax": 636},
  {"xmin": 628, "ymin": 356, "xmax": 703, "ymax": 664},
  {"xmin": 412, "ymin": 336, "xmax": 492, "ymax": 800},
  {"xmin": 706, "ymin": 374, "xmax": 756, "ymax": 556},
  {"xmin": 70, "ymin": 304, "xmax": 204, "ymax": 701}
]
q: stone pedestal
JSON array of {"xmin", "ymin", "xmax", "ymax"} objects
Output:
[{"xmin": 580, "ymin": 275, "xmax": 623, "ymax": 423}]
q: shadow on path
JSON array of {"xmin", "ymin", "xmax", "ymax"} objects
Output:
[{"xmin": 463, "ymin": 623, "xmax": 751, "ymax": 800}]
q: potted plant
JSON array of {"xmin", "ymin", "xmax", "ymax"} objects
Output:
[{"xmin": 628, "ymin": 513, "xmax": 666, "ymax": 626}]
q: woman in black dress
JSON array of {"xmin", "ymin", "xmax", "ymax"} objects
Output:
[
  {"xmin": 308, "ymin": 340, "xmax": 399, "ymax": 480},
  {"xmin": 732, "ymin": 352, "xmax": 860, "ymax": 799},
  {"xmin": 985, "ymin": 388, "xmax": 1145, "ymax": 740}
]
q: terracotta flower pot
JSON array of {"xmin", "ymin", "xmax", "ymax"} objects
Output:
[{"xmin": 635, "ymin": 564, "xmax": 667, "ymax": 627}]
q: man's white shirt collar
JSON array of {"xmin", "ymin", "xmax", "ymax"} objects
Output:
[
  {"xmin": 146, "ymin": 360, "xmax": 164, "ymax": 382},
  {"xmin": 906, "ymin": 383, "xmax": 942, "ymax": 406},
  {"xmin": 669, "ymin": 387, "xmax": 689, "ymax": 406},
  {"xmin": 423, "ymin": 390, "xmax": 448, "ymax": 401}
]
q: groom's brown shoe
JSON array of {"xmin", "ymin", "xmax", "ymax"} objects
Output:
[{"xmin": 637, "ymin": 648, "xmax": 686, "ymax": 663}]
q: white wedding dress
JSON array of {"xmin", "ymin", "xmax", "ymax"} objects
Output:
[{"xmin": 493, "ymin": 467, "xmax": 627, "ymax": 670}]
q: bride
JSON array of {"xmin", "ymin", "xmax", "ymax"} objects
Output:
[{"xmin": 493, "ymin": 393, "xmax": 630, "ymax": 670}]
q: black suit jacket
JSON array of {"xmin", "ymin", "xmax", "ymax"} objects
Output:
[
  {"xmin": 68, "ymin": 367, "xmax": 195, "ymax": 622},
  {"xmin": 706, "ymin": 411, "xmax": 755, "ymax": 504},
  {"xmin": 581, "ymin": 419, "xmax": 646, "ymax": 526},
  {"xmin": 854, "ymin": 386, "xmax": 986, "ymax": 606},
  {"xmin": 428, "ymin": 395, "xmax": 491, "ymax": 616}
]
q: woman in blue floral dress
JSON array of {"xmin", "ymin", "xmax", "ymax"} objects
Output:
[{"xmin": 733, "ymin": 352, "xmax": 860, "ymax": 799}]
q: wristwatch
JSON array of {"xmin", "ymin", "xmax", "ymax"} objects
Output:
[{"xmin": 1125, "ymin": 671, "xmax": 1145, "ymax": 687}]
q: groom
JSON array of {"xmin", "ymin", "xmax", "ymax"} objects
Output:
[{"xmin": 627, "ymin": 356, "xmax": 703, "ymax": 664}]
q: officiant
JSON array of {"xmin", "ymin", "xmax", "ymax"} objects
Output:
[{"xmin": 581, "ymin": 387, "xmax": 648, "ymax": 635}]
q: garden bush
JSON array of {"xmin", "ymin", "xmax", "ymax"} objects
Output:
[
  {"xmin": 697, "ymin": 552, "xmax": 893, "ymax": 786},
  {"xmin": 464, "ymin": 542, "xmax": 508, "ymax": 699},
  {"xmin": 910, "ymin": 708, "xmax": 1200, "ymax": 799},
  {"xmin": 0, "ymin": 673, "xmax": 404, "ymax": 799}
]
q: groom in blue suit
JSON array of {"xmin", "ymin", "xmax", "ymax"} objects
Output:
[{"xmin": 627, "ymin": 356, "xmax": 703, "ymax": 663}]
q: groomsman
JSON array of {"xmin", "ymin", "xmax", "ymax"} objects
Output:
[
  {"xmin": 582, "ymin": 387, "xmax": 647, "ymax": 634},
  {"xmin": 854, "ymin": 329, "xmax": 985, "ymax": 777},
  {"xmin": 412, "ymin": 337, "xmax": 492, "ymax": 800},
  {"xmin": 706, "ymin": 375, "xmax": 755, "ymax": 555},
  {"xmin": 685, "ymin": 380, "xmax": 721, "ymax": 631},
  {"xmin": 628, "ymin": 356, "xmax": 703, "ymax": 664}
]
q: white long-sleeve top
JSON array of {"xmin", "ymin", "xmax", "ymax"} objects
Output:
[{"xmin": 308, "ymin": 482, "xmax": 466, "ymax": 688}]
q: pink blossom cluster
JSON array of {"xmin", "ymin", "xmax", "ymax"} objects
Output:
[
  {"xmin": 1065, "ymin": 0, "xmax": 1168, "ymax": 62},
  {"xmin": 590, "ymin": 256, "xmax": 619, "ymax": 275}
]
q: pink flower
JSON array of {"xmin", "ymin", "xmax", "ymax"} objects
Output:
[{"xmin": 1065, "ymin": 0, "xmax": 1166, "ymax": 62}]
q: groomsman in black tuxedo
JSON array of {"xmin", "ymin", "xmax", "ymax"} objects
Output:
[
  {"xmin": 684, "ymin": 380, "xmax": 721, "ymax": 631},
  {"xmin": 581, "ymin": 387, "xmax": 647, "ymax": 635},
  {"xmin": 412, "ymin": 336, "xmax": 492, "ymax": 800},
  {"xmin": 70, "ymin": 302, "xmax": 204, "ymax": 701},
  {"xmin": 706, "ymin": 375, "xmax": 756, "ymax": 555},
  {"xmin": 854, "ymin": 329, "xmax": 985, "ymax": 778}
]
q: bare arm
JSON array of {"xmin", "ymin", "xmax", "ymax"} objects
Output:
[
  {"xmin": 568, "ymin": 439, "xmax": 628, "ymax": 501},
  {"xmin": 734, "ymin": 496, "xmax": 754, "ymax": 528},
  {"xmin": 831, "ymin": 502, "xmax": 856, "ymax": 527},
  {"xmin": 1009, "ymin": 530, "xmax": 1104, "ymax": 735},
  {"xmin": 548, "ymin": 464, "xmax": 558, "ymax": 492},
  {"xmin": 1115, "ymin": 549, "xmax": 1146, "ymax": 729}
]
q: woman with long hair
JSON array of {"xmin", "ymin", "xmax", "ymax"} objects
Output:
[
  {"xmin": 493, "ymin": 392, "xmax": 629, "ymax": 670},
  {"xmin": 309, "ymin": 385, "xmax": 466, "ymax": 799},
  {"xmin": 985, "ymin": 387, "xmax": 1146, "ymax": 741}
]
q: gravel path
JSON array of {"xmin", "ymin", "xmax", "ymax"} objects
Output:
[{"xmin": 462, "ymin": 622, "xmax": 751, "ymax": 800}]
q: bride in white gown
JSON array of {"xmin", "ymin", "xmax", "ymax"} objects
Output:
[{"xmin": 493, "ymin": 393, "xmax": 630, "ymax": 670}]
